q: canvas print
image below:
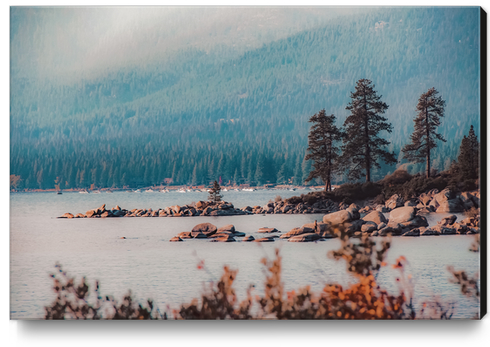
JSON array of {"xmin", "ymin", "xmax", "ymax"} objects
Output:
[{"xmin": 10, "ymin": 6, "xmax": 483, "ymax": 320}]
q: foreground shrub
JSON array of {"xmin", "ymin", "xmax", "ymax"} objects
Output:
[{"xmin": 45, "ymin": 225, "xmax": 470, "ymax": 320}]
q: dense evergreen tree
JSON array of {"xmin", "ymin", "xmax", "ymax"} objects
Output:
[
  {"xmin": 457, "ymin": 125, "xmax": 479, "ymax": 180},
  {"xmin": 402, "ymin": 87, "xmax": 446, "ymax": 178},
  {"xmin": 340, "ymin": 79, "xmax": 396, "ymax": 182},
  {"xmin": 304, "ymin": 110, "xmax": 342, "ymax": 191},
  {"xmin": 208, "ymin": 180, "xmax": 222, "ymax": 203}
]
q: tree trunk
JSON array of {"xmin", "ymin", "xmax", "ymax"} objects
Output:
[
  {"xmin": 364, "ymin": 94, "xmax": 371, "ymax": 182},
  {"xmin": 426, "ymin": 105, "xmax": 430, "ymax": 178}
]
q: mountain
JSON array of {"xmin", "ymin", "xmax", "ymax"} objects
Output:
[{"xmin": 10, "ymin": 7, "xmax": 481, "ymax": 189}]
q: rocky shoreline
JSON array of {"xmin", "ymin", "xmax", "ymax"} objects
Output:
[
  {"xmin": 58, "ymin": 187, "xmax": 480, "ymax": 219},
  {"xmin": 57, "ymin": 188, "xmax": 480, "ymax": 242}
]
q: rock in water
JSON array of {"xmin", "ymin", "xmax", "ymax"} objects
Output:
[
  {"xmin": 58, "ymin": 213, "xmax": 74, "ymax": 219},
  {"xmin": 388, "ymin": 207, "xmax": 416, "ymax": 224},
  {"xmin": 170, "ymin": 237, "xmax": 183, "ymax": 242},
  {"xmin": 217, "ymin": 224, "xmax": 236, "ymax": 233},
  {"xmin": 191, "ymin": 223, "xmax": 217, "ymax": 236},
  {"xmin": 288, "ymin": 233, "xmax": 321, "ymax": 242},
  {"xmin": 242, "ymin": 235, "xmax": 255, "ymax": 242},
  {"xmin": 257, "ymin": 227, "xmax": 279, "ymax": 233}
]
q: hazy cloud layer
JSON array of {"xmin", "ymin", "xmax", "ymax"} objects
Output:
[{"xmin": 11, "ymin": 7, "xmax": 365, "ymax": 81}]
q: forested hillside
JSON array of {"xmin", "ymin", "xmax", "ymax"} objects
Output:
[{"xmin": 10, "ymin": 7, "xmax": 480, "ymax": 190}]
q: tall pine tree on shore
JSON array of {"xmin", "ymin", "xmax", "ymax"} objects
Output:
[
  {"xmin": 340, "ymin": 79, "xmax": 396, "ymax": 182},
  {"xmin": 402, "ymin": 87, "xmax": 446, "ymax": 178},
  {"xmin": 457, "ymin": 125, "xmax": 479, "ymax": 180},
  {"xmin": 305, "ymin": 110, "xmax": 342, "ymax": 191}
]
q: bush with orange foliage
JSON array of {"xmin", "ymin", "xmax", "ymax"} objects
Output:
[{"xmin": 45, "ymin": 225, "xmax": 468, "ymax": 320}]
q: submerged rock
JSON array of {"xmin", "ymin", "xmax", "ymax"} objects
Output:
[{"xmin": 258, "ymin": 227, "xmax": 279, "ymax": 233}]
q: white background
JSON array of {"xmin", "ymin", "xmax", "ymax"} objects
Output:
[{"xmin": 3, "ymin": 1, "xmax": 489, "ymax": 346}]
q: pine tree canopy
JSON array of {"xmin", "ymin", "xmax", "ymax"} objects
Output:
[
  {"xmin": 402, "ymin": 87, "xmax": 446, "ymax": 178},
  {"xmin": 208, "ymin": 180, "xmax": 222, "ymax": 203},
  {"xmin": 457, "ymin": 125, "xmax": 479, "ymax": 180},
  {"xmin": 340, "ymin": 79, "xmax": 396, "ymax": 182},
  {"xmin": 305, "ymin": 109, "xmax": 342, "ymax": 191}
]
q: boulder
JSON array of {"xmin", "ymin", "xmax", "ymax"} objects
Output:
[
  {"xmin": 378, "ymin": 226, "xmax": 395, "ymax": 236},
  {"xmin": 59, "ymin": 213, "xmax": 74, "ymax": 219},
  {"xmin": 362, "ymin": 211, "xmax": 388, "ymax": 225},
  {"xmin": 100, "ymin": 211, "xmax": 112, "ymax": 218},
  {"xmin": 361, "ymin": 221, "xmax": 378, "ymax": 233},
  {"xmin": 399, "ymin": 215, "xmax": 428, "ymax": 229},
  {"xmin": 377, "ymin": 222, "xmax": 387, "ymax": 230},
  {"xmin": 192, "ymin": 223, "xmax": 217, "ymax": 236},
  {"xmin": 95, "ymin": 204, "xmax": 106, "ymax": 214},
  {"xmin": 210, "ymin": 234, "xmax": 236, "ymax": 242},
  {"xmin": 429, "ymin": 225, "xmax": 456, "ymax": 235},
  {"xmin": 436, "ymin": 199, "xmax": 464, "ymax": 213},
  {"xmin": 177, "ymin": 232, "xmax": 193, "ymax": 239},
  {"xmin": 254, "ymin": 237, "xmax": 275, "ymax": 242},
  {"xmin": 242, "ymin": 235, "xmax": 255, "ymax": 242},
  {"xmin": 75, "ymin": 213, "xmax": 85, "ymax": 218},
  {"xmin": 376, "ymin": 205, "xmax": 390, "ymax": 213},
  {"xmin": 385, "ymin": 194, "xmax": 404, "ymax": 210},
  {"xmin": 169, "ymin": 237, "xmax": 183, "ymax": 242},
  {"xmin": 85, "ymin": 210, "xmax": 96, "ymax": 218},
  {"xmin": 404, "ymin": 199, "xmax": 418, "ymax": 207},
  {"xmin": 258, "ymin": 227, "xmax": 279, "ymax": 233},
  {"xmin": 323, "ymin": 210, "xmax": 352, "ymax": 225},
  {"xmin": 346, "ymin": 206, "xmax": 360, "ymax": 220},
  {"xmin": 344, "ymin": 220, "xmax": 364, "ymax": 233},
  {"xmin": 195, "ymin": 201, "xmax": 206, "ymax": 209},
  {"xmin": 288, "ymin": 233, "xmax": 321, "ymax": 242},
  {"xmin": 113, "ymin": 210, "xmax": 126, "ymax": 217},
  {"xmin": 459, "ymin": 192, "xmax": 477, "ymax": 210},
  {"xmin": 191, "ymin": 231, "xmax": 208, "ymax": 239},
  {"xmin": 420, "ymin": 228, "xmax": 439, "ymax": 236},
  {"xmin": 279, "ymin": 227, "xmax": 308, "ymax": 239},
  {"xmin": 218, "ymin": 224, "xmax": 236, "ymax": 233},
  {"xmin": 438, "ymin": 215, "xmax": 457, "ymax": 226},
  {"xmin": 389, "ymin": 207, "xmax": 416, "ymax": 224},
  {"xmin": 402, "ymin": 229, "xmax": 420, "ymax": 237},
  {"xmin": 113, "ymin": 205, "xmax": 121, "ymax": 211}
]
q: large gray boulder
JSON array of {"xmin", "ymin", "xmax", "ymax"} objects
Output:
[
  {"xmin": 362, "ymin": 211, "xmax": 387, "ymax": 225},
  {"xmin": 388, "ymin": 207, "xmax": 416, "ymax": 224},
  {"xmin": 323, "ymin": 210, "xmax": 352, "ymax": 225}
]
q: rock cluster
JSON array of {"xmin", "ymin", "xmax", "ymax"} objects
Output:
[{"xmin": 58, "ymin": 201, "xmax": 249, "ymax": 218}]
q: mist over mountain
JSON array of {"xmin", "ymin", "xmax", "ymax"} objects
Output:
[{"xmin": 10, "ymin": 7, "xmax": 481, "ymax": 190}]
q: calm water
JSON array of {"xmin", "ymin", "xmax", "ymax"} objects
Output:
[{"xmin": 10, "ymin": 190, "xmax": 480, "ymax": 319}]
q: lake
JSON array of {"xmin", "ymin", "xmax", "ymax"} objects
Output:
[{"xmin": 10, "ymin": 190, "xmax": 480, "ymax": 319}]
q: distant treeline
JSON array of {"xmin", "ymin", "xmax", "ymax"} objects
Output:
[{"xmin": 10, "ymin": 7, "xmax": 480, "ymax": 189}]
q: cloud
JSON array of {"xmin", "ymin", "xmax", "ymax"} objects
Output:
[{"xmin": 10, "ymin": 7, "xmax": 364, "ymax": 82}]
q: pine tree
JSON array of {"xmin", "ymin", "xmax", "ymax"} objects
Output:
[
  {"xmin": 341, "ymin": 79, "xmax": 396, "ymax": 182},
  {"xmin": 457, "ymin": 125, "xmax": 479, "ymax": 180},
  {"xmin": 402, "ymin": 87, "xmax": 446, "ymax": 178},
  {"xmin": 208, "ymin": 180, "xmax": 222, "ymax": 203},
  {"xmin": 304, "ymin": 110, "xmax": 342, "ymax": 191}
]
